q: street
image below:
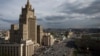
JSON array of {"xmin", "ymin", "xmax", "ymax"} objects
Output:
[{"xmin": 34, "ymin": 39, "xmax": 75, "ymax": 56}]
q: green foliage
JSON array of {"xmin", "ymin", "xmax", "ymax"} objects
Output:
[{"xmin": 75, "ymin": 35, "xmax": 100, "ymax": 51}]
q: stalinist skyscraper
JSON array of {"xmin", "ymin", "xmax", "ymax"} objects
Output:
[
  {"xmin": 10, "ymin": 0, "xmax": 37, "ymax": 43},
  {"xmin": 0, "ymin": 0, "xmax": 38, "ymax": 56},
  {"xmin": 19, "ymin": 0, "xmax": 37, "ymax": 43}
]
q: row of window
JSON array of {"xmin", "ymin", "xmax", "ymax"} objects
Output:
[{"xmin": 0, "ymin": 46, "xmax": 19, "ymax": 56}]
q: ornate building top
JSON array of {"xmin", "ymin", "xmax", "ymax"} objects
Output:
[{"xmin": 25, "ymin": 0, "xmax": 32, "ymax": 10}]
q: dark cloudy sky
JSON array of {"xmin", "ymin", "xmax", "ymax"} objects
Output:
[{"xmin": 0, "ymin": 0, "xmax": 100, "ymax": 29}]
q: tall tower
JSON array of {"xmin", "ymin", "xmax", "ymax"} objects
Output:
[{"xmin": 19, "ymin": 0, "xmax": 37, "ymax": 43}]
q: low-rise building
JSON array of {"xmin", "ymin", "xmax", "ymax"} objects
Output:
[
  {"xmin": 0, "ymin": 40, "xmax": 34, "ymax": 56},
  {"xmin": 42, "ymin": 33, "xmax": 55, "ymax": 46}
]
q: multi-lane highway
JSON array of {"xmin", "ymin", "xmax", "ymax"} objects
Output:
[{"xmin": 34, "ymin": 39, "xmax": 75, "ymax": 56}]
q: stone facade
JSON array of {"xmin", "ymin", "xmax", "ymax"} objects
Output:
[
  {"xmin": 19, "ymin": 0, "xmax": 37, "ymax": 43},
  {"xmin": 0, "ymin": 40, "xmax": 34, "ymax": 56},
  {"xmin": 10, "ymin": 24, "xmax": 20, "ymax": 43},
  {"xmin": 9, "ymin": 0, "xmax": 37, "ymax": 43},
  {"xmin": 42, "ymin": 33, "xmax": 55, "ymax": 46},
  {"xmin": 37, "ymin": 25, "xmax": 43, "ymax": 45},
  {"xmin": 0, "ymin": 43, "xmax": 24, "ymax": 56}
]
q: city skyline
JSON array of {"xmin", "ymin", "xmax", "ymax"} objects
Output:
[
  {"xmin": 0, "ymin": 0, "xmax": 100, "ymax": 29},
  {"xmin": 0, "ymin": 0, "xmax": 100, "ymax": 56}
]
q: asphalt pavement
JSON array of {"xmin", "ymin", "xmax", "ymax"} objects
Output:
[{"xmin": 35, "ymin": 39, "xmax": 75, "ymax": 56}]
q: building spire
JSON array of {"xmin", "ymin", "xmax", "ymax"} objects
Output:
[
  {"xmin": 26, "ymin": 0, "xmax": 32, "ymax": 9},
  {"xmin": 27, "ymin": 0, "xmax": 30, "ymax": 5},
  {"xmin": 27, "ymin": 0, "xmax": 30, "ymax": 4}
]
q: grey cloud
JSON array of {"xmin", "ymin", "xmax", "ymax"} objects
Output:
[
  {"xmin": 37, "ymin": 18, "xmax": 43, "ymax": 21},
  {"xmin": 73, "ymin": 0, "xmax": 100, "ymax": 14},
  {"xmin": 44, "ymin": 15, "xmax": 66, "ymax": 21},
  {"xmin": 0, "ymin": 21, "xmax": 11, "ymax": 30},
  {"xmin": 60, "ymin": 0, "xmax": 100, "ymax": 15},
  {"xmin": 44, "ymin": 18, "xmax": 100, "ymax": 28},
  {"xmin": 0, "ymin": 17, "xmax": 18, "ymax": 24}
]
